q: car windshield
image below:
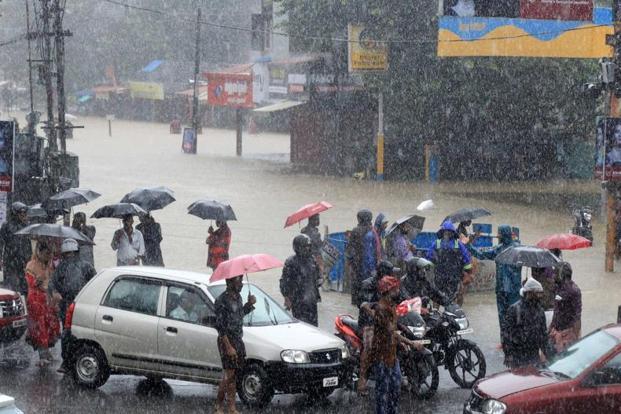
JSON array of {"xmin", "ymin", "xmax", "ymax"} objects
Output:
[
  {"xmin": 208, "ymin": 284, "xmax": 294, "ymax": 327},
  {"xmin": 546, "ymin": 330, "xmax": 620, "ymax": 379}
]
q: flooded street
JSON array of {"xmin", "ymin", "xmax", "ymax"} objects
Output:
[{"xmin": 1, "ymin": 113, "xmax": 620, "ymax": 413}]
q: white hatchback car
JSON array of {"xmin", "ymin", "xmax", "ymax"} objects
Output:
[{"xmin": 64, "ymin": 267, "xmax": 350, "ymax": 407}]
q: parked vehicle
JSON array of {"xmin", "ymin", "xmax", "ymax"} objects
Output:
[
  {"xmin": 423, "ymin": 303, "xmax": 486, "ymax": 388},
  {"xmin": 0, "ymin": 394, "xmax": 24, "ymax": 414},
  {"xmin": 64, "ymin": 267, "xmax": 350, "ymax": 408},
  {"xmin": 464, "ymin": 324, "xmax": 621, "ymax": 414},
  {"xmin": 0, "ymin": 288, "xmax": 27, "ymax": 346},
  {"xmin": 335, "ymin": 298, "xmax": 439, "ymax": 399},
  {"xmin": 571, "ymin": 207, "xmax": 593, "ymax": 243}
]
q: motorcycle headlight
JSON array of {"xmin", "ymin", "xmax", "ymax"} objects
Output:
[
  {"xmin": 281, "ymin": 350, "xmax": 310, "ymax": 364},
  {"xmin": 456, "ymin": 317, "xmax": 469, "ymax": 330},
  {"xmin": 340, "ymin": 345, "xmax": 350, "ymax": 360},
  {"xmin": 408, "ymin": 326, "xmax": 426, "ymax": 338},
  {"xmin": 482, "ymin": 399, "xmax": 507, "ymax": 414}
]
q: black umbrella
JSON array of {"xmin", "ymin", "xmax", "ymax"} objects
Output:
[
  {"xmin": 27, "ymin": 203, "xmax": 68, "ymax": 219},
  {"xmin": 91, "ymin": 203, "xmax": 147, "ymax": 219},
  {"xmin": 444, "ymin": 207, "xmax": 492, "ymax": 224},
  {"xmin": 495, "ymin": 246, "xmax": 560, "ymax": 268},
  {"xmin": 188, "ymin": 200, "xmax": 237, "ymax": 221},
  {"xmin": 385, "ymin": 214, "xmax": 426, "ymax": 237},
  {"xmin": 43, "ymin": 188, "xmax": 101, "ymax": 211},
  {"xmin": 120, "ymin": 186, "xmax": 176, "ymax": 212},
  {"xmin": 15, "ymin": 223, "xmax": 95, "ymax": 244}
]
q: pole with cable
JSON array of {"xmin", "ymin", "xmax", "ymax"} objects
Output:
[{"xmin": 191, "ymin": 7, "xmax": 201, "ymax": 154}]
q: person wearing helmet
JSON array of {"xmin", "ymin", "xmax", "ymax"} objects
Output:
[
  {"xmin": 49, "ymin": 238, "xmax": 97, "ymax": 373},
  {"xmin": 346, "ymin": 209, "xmax": 378, "ymax": 306},
  {"xmin": 279, "ymin": 234, "xmax": 322, "ymax": 326},
  {"xmin": 400, "ymin": 257, "xmax": 450, "ymax": 307},
  {"xmin": 426, "ymin": 220, "xmax": 473, "ymax": 305},
  {"xmin": 357, "ymin": 260, "xmax": 397, "ymax": 395},
  {"xmin": 0, "ymin": 201, "xmax": 32, "ymax": 295}
]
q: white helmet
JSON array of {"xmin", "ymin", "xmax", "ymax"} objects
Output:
[{"xmin": 61, "ymin": 238, "xmax": 79, "ymax": 253}]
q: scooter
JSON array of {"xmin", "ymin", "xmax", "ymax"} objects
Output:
[
  {"xmin": 571, "ymin": 207, "xmax": 593, "ymax": 243},
  {"xmin": 421, "ymin": 302, "xmax": 486, "ymax": 389},
  {"xmin": 335, "ymin": 298, "xmax": 439, "ymax": 399}
]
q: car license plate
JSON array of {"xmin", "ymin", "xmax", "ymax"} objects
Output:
[
  {"xmin": 323, "ymin": 377, "xmax": 338, "ymax": 387},
  {"xmin": 12, "ymin": 319, "xmax": 26, "ymax": 328},
  {"xmin": 413, "ymin": 339, "xmax": 431, "ymax": 345},
  {"xmin": 457, "ymin": 328, "xmax": 474, "ymax": 335}
]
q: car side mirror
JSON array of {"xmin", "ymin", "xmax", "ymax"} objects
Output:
[{"xmin": 202, "ymin": 315, "xmax": 216, "ymax": 326}]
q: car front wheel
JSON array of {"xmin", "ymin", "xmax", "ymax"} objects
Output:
[
  {"xmin": 72, "ymin": 344, "xmax": 110, "ymax": 389},
  {"xmin": 237, "ymin": 363, "xmax": 274, "ymax": 408}
]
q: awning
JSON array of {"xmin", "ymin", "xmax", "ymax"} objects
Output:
[{"xmin": 254, "ymin": 100, "xmax": 305, "ymax": 113}]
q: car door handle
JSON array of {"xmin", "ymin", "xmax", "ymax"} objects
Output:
[
  {"xmin": 102, "ymin": 315, "xmax": 113, "ymax": 322},
  {"xmin": 166, "ymin": 327, "xmax": 178, "ymax": 334}
]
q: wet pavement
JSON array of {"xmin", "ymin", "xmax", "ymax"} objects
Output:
[{"xmin": 1, "ymin": 113, "xmax": 620, "ymax": 413}]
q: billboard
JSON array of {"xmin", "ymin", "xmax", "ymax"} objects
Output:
[
  {"xmin": 594, "ymin": 118, "xmax": 621, "ymax": 181},
  {"xmin": 0, "ymin": 121, "xmax": 14, "ymax": 192},
  {"xmin": 129, "ymin": 81, "xmax": 165, "ymax": 100},
  {"xmin": 348, "ymin": 24, "xmax": 388, "ymax": 72},
  {"xmin": 438, "ymin": 2, "xmax": 613, "ymax": 58},
  {"xmin": 206, "ymin": 73, "xmax": 254, "ymax": 108}
]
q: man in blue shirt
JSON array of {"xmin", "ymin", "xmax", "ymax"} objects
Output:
[{"xmin": 426, "ymin": 220, "xmax": 472, "ymax": 304}]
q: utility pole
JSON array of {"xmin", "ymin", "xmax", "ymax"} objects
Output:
[
  {"xmin": 25, "ymin": 0, "xmax": 34, "ymax": 115},
  {"xmin": 605, "ymin": 0, "xmax": 621, "ymax": 272},
  {"xmin": 40, "ymin": 0, "xmax": 57, "ymax": 152},
  {"xmin": 53, "ymin": 0, "xmax": 68, "ymax": 154},
  {"xmin": 191, "ymin": 7, "xmax": 201, "ymax": 154},
  {"xmin": 376, "ymin": 92, "xmax": 384, "ymax": 181}
]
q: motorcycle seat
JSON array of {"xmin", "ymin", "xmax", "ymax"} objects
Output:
[{"xmin": 341, "ymin": 316, "xmax": 360, "ymax": 332}]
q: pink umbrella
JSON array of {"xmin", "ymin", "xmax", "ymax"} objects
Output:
[
  {"xmin": 536, "ymin": 234, "xmax": 592, "ymax": 251},
  {"xmin": 209, "ymin": 254, "xmax": 284, "ymax": 283},
  {"xmin": 284, "ymin": 201, "xmax": 333, "ymax": 228}
]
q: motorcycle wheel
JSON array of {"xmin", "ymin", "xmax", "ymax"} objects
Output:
[
  {"xmin": 447, "ymin": 339, "xmax": 486, "ymax": 389},
  {"xmin": 403, "ymin": 353, "xmax": 439, "ymax": 400}
]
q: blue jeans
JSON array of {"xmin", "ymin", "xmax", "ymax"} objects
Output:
[{"xmin": 375, "ymin": 360, "xmax": 402, "ymax": 414}]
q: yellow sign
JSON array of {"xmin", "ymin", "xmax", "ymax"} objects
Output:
[
  {"xmin": 129, "ymin": 81, "xmax": 165, "ymax": 100},
  {"xmin": 348, "ymin": 24, "xmax": 388, "ymax": 72}
]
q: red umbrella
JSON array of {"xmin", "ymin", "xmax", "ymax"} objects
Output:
[
  {"xmin": 284, "ymin": 201, "xmax": 333, "ymax": 228},
  {"xmin": 535, "ymin": 234, "xmax": 592, "ymax": 251},
  {"xmin": 209, "ymin": 254, "xmax": 284, "ymax": 283}
]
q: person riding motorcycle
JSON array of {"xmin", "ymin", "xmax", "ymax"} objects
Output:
[
  {"xmin": 400, "ymin": 257, "xmax": 450, "ymax": 307},
  {"xmin": 357, "ymin": 260, "xmax": 397, "ymax": 395}
]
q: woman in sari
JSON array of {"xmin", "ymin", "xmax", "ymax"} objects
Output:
[{"xmin": 25, "ymin": 240, "xmax": 60, "ymax": 366}]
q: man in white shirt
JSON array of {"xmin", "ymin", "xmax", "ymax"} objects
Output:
[
  {"xmin": 111, "ymin": 214, "xmax": 145, "ymax": 266},
  {"xmin": 170, "ymin": 290, "xmax": 198, "ymax": 322}
]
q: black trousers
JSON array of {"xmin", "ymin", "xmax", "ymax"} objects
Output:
[{"xmin": 292, "ymin": 302, "xmax": 318, "ymax": 327}]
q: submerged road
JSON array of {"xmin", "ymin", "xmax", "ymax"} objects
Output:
[{"xmin": 1, "ymin": 113, "xmax": 619, "ymax": 413}]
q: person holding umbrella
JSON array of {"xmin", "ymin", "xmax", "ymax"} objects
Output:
[
  {"xmin": 137, "ymin": 214, "xmax": 164, "ymax": 267},
  {"xmin": 0, "ymin": 202, "xmax": 32, "ymax": 295},
  {"xmin": 71, "ymin": 212, "xmax": 96, "ymax": 267},
  {"xmin": 207, "ymin": 220, "xmax": 231, "ymax": 271},
  {"xmin": 214, "ymin": 275, "xmax": 256, "ymax": 414},
  {"xmin": 279, "ymin": 234, "xmax": 322, "ymax": 326},
  {"xmin": 301, "ymin": 214, "xmax": 324, "ymax": 275},
  {"xmin": 111, "ymin": 214, "xmax": 145, "ymax": 266}
]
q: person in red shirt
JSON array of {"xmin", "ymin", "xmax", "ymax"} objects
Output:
[{"xmin": 207, "ymin": 220, "xmax": 231, "ymax": 270}]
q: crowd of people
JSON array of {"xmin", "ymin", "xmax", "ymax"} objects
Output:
[{"xmin": 0, "ymin": 199, "xmax": 585, "ymax": 414}]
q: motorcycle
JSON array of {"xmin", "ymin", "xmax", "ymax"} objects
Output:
[
  {"xmin": 422, "ymin": 302, "xmax": 486, "ymax": 389},
  {"xmin": 335, "ymin": 298, "xmax": 439, "ymax": 399},
  {"xmin": 571, "ymin": 207, "xmax": 593, "ymax": 243}
]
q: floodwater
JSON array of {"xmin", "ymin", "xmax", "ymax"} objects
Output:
[{"xmin": 1, "ymin": 112, "xmax": 620, "ymax": 412}]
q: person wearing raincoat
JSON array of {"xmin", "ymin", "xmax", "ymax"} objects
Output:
[
  {"xmin": 467, "ymin": 225, "xmax": 521, "ymax": 341},
  {"xmin": 426, "ymin": 220, "xmax": 473, "ymax": 304},
  {"xmin": 346, "ymin": 209, "xmax": 378, "ymax": 306},
  {"xmin": 373, "ymin": 213, "xmax": 389, "ymax": 260},
  {"xmin": 0, "ymin": 202, "xmax": 32, "ymax": 295},
  {"xmin": 206, "ymin": 220, "xmax": 231, "ymax": 270}
]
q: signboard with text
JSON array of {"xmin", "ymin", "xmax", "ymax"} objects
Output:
[
  {"xmin": 128, "ymin": 81, "xmax": 165, "ymax": 100},
  {"xmin": 348, "ymin": 24, "xmax": 388, "ymax": 72},
  {"xmin": 206, "ymin": 73, "xmax": 253, "ymax": 108},
  {"xmin": 0, "ymin": 121, "xmax": 15, "ymax": 192},
  {"xmin": 594, "ymin": 118, "xmax": 621, "ymax": 181}
]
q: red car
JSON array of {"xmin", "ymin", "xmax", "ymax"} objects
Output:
[
  {"xmin": 464, "ymin": 324, "xmax": 621, "ymax": 414},
  {"xmin": 0, "ymin": 287, "xmax": 27, "ymax": 345}
]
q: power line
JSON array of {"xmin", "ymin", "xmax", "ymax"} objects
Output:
[{"xmin": 101, "ymin": 0, "xmax": 613, "ymax": 46}]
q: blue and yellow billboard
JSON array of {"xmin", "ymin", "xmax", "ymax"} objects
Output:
[{"xmin": 438, "ymin": 1, "xmax": 613, "ymax": 58}]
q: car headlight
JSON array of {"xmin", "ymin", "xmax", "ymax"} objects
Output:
[
  {"xmin": 408, "ymin": 326, "xmax": 426, "ymax": 338},
  {"xmin": 340, "ymin": 345, "xmax": 350, "ymax": 360},
  {"xmin": 482, "ymin": 399, "xmax": 507, "ymax": 414},
  {"xmin": 456, "ymin": 317, "xmax": 469, "ymax": 330},
  {"xmin": 281, "ymin": 350, "xmax": 310, "ymax": 364}
]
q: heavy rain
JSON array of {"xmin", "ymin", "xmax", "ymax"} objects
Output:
[{"xmin": 0, "ymin": 1, "xmax": 620, "ymax": 413}]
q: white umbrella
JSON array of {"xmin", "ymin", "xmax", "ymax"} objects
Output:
[{"xmin": 417, "ymin": 199, "xmax": 434, "ymax": 211}]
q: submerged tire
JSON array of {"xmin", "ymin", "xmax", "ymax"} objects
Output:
[
  {"xmin": 404, "ymin": 353, "xmax": 439, "ymax": 400},
  {"xmin": 237, "ymin": 363, "xmax": 275, "ymax": 408},
  {"xmin": 72, "ymin": 344, "xmax": 110, "ymax": 389},
  {"xmin": 447, "ymin": 340, "xmax": 486, "ymax": 388}
]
